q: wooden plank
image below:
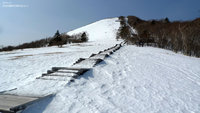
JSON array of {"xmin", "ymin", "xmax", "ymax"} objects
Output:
[
  {"xmin": 89, "ymin": 54, "xmax": 109, "ymax": 59},
  {"xmin": 45, "ymin": 72, "xmax": 77, "ymax": 77},
  {"xmin": 0, "ymin": 109, "xmax": 14, "ymax": 113},
  {"xmin": 52, "ymin": 67, "xmax": 90, "ymax": 75},
  {"xmin": 38, "ymin": 68, "xmax": 90, "ymax": 81},
  {"xmin": 0, "ymin": 94, "xmax": 53, "ymax": 113},
  {"xmin": 44, "ymin": 69, "xmax": 79, "ymax": 76},
  {"xmin": 52, "ymin": 67, "xmax": 90, "ymax": 71},
  {"xmin": 37, "ymin": 76, "xmax": 71, "ymax": 81},
  {"xmin": 0, "ymin": 95, "xmax": 37, "ymax": 112},
  {"xmin": 10, "ymin": 94, "xmax": 54, "ymax": 112},
  {"xmin": 57, "ymin": 69, "xmax": 79, "ymax": 73},
  {"xmin": 0, "ymin": 88, "xmax": 17, "ymax": 94},
  {"xmin": 47, "ymin": 70, "xmax": 54, "ymax": 74},
  {"xmin": 72, "ymin": 58, "xmax": 103, "ymax": 68},
  {"xmin": 73, "ymin": 58, "xmax": 86, "ymax": 65},
  {"xmin": 99, "ymin": 50, "xmax": 113, "ymax": 55}
]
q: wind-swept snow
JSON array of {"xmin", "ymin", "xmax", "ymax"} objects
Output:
[
  {"xmin": 23, "ymin": 45, "xmax": 200, "ymax": 113},
  {"xmin": 1, "ymin": 17, "xmax": 200, "ymax": 113}
]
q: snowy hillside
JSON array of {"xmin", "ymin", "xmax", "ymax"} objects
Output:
[
  {"xmin": 0, "ymin": 17, "xmax": 200, "ymax": 113},
  {"xmin": 23, "ymin": 46, "xmax": 200, "ymax": 113},
  {"xmin": 0, "ymin": 18, "xmax": 121, "ymax": 92},
  {"xmin": 67, "ymin": 18, "xmax": 119, "ymax": 42}
]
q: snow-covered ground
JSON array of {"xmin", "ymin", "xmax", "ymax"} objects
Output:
[
  {"xmin": 22, "ymin": 45, "xmax": 200, "ymax": 113},
  {"xmin": 0, "ymin": 18, "xmax": 121, "ymax": 93},
  {"xmin": 1, "ymin": 17, "xmax": 200, "ymax": 113}
]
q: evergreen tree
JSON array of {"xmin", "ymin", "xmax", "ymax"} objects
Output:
[
  {"xmin": 81, "ymin": 32, "xmax": 88, "ymax": 42},
  {"xmin": 49, "ymin": 30, "xmax": 63, "ymax": 47},
  {"xmin": 164, "ymin": 17, "xmax": 170, "ymax": 23},
  {"xmin": 54, "ymin": 30, "xmax": 62, "ymax": 42}
]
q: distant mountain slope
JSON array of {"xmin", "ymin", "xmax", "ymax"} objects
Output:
[{"xmin": 67, "ymin": 18, "xmax": 120, "ymax": 42}]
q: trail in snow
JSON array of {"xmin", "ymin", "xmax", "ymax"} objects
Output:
[
  {"xmin": 23, "ymin": 45, "xmax": 200, "ymax": 113},
  {"xmin": 125, "ymin": 17, "xmax": 137, "ymax": 35}
]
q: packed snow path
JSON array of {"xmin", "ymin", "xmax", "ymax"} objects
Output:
[{"xmin": 23, "ymin": 45, "xmax": 200, "ymax": 113}]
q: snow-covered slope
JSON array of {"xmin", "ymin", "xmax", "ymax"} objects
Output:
[
  {"xmin": 67, "ymin": 18, "xmax": 119, "ymax": 42},
  {"xmin": 23, "ymin": 45, "xmax": 200, "ymax": 113},
  {"xmin": 0, "ymin": 18, "xmax": 121, "ymax": 92},
  {"xmin": 1, "ymin": 17, "xmax": 200, "ymax": 113}
]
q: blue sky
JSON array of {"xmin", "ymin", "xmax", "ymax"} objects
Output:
[{"xmin": 0, "ymin": 0, "xmax": 200, "ymax": 46}]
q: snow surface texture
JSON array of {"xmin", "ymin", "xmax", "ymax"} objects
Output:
[
  {"xmin": 0, "ymin": 18, "xmax": 121, "ymax": 94},
  {"xmin": 24, "ymin": 45, "xmax": 200, "ymax": 113},
  {"xmin": 1, "ymin": 17, "xmax": 200, "ymax": 113}
]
